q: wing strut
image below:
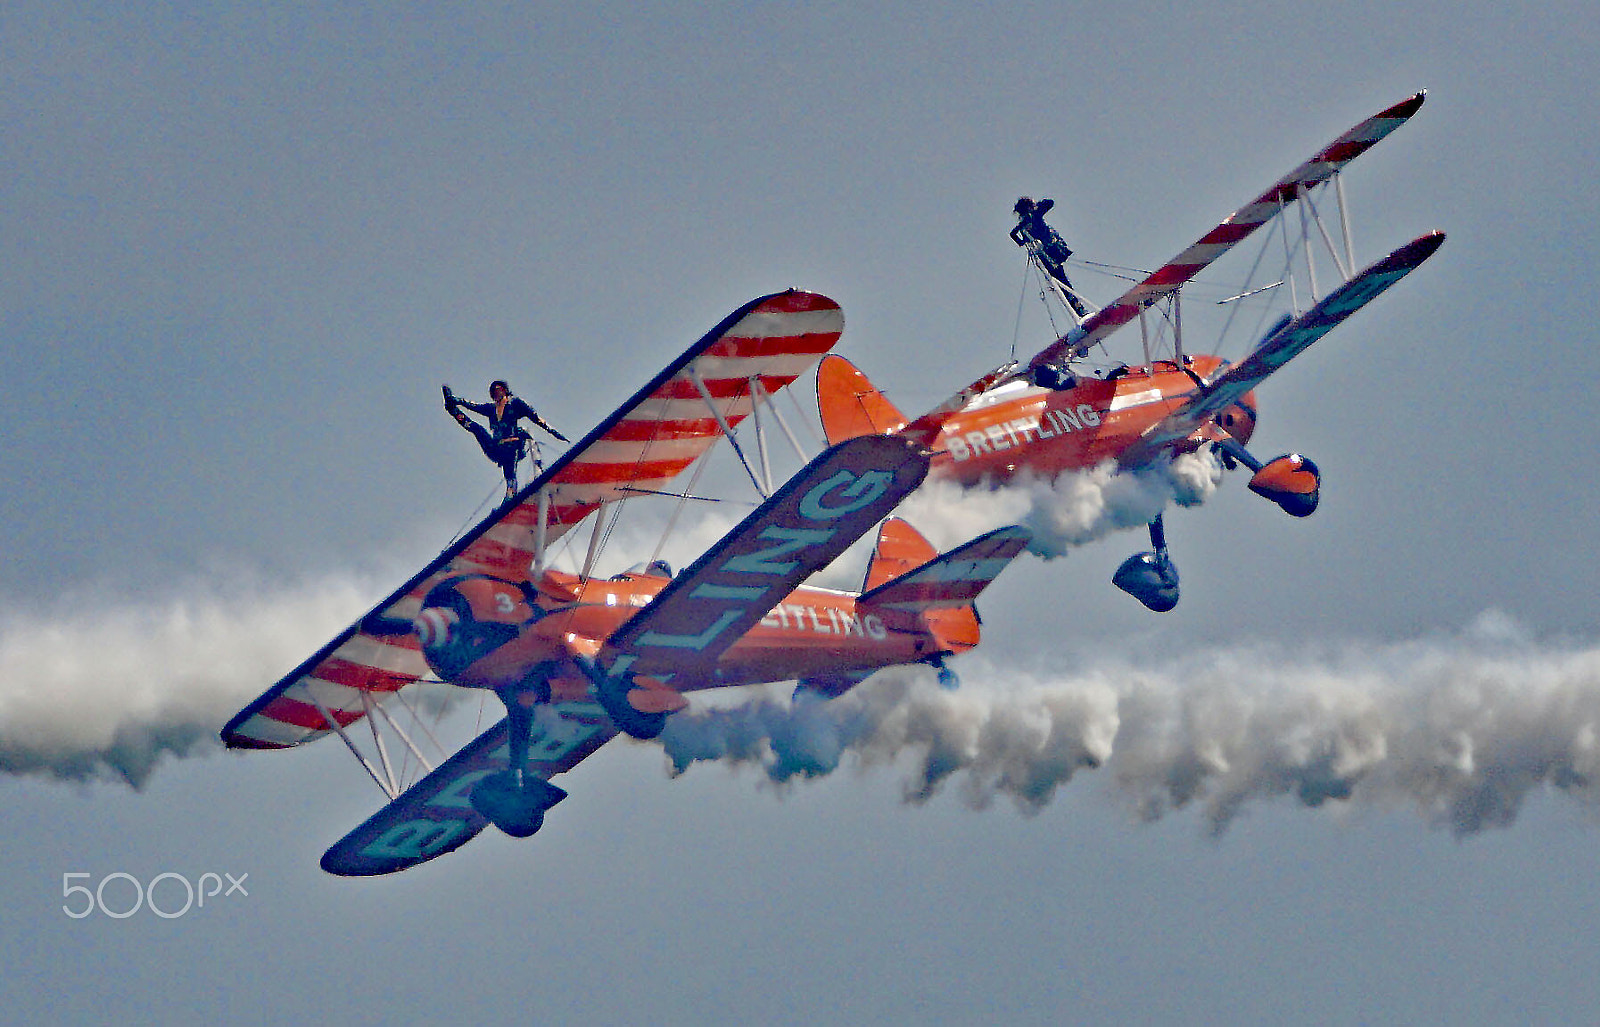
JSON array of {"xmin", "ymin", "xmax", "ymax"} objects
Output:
[
  {"xmin": 366, "ymin": 694, "xmax": 437, "ymax": 777},
  {"xmin": 647, "ymin": 448, "xmax": 714, "ymax": 571},
  {"xmin": 1015, "ymin": 91, "xmax": 1428, "ymax": 376},
  {"xmin": 1303, "ymin": 181, "xmax": 1350, "ymax": 281},
  {"xmin": 750, "ymin": 375, "xmax": 812, "ymax": 464},
  {"xmin": 312, "ymin": 692, "xmax": 400, "ymax": 800},
  {"xmin": 748, "ymin": 376, "xmax": 774, "ymax": 494},
  {"xmin": 361, "ymin": 690, "xmax": 400, "ymax": 798},
  {"xmin": 690, "ymin": 368, "xmax": 768, "ymax": 498},
  {"xmin": 533, "ymin": 488, "xmax": 551, "ymax": 577}
]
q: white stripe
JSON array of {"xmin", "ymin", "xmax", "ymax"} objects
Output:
[
  {"xmin": 335, "ymin": 635, "xmax": 427, "ymax": 676},
  {"xmin": 724, "ymin": 307, "xmax": 843, "ymax": 339},
  {"xmin": 1109, "ymin": 389, "xmax": 1165, "ymax": 412},
  {"xmin": 688, "ymin": 352, "xmax": 822, "ymax": 380},
  {"xmin": 236, "ymin": 716, "xmax": 319, "ymax": 746},
  {"xmin": 574, "ymin": 435, "xmax": 716, "ymax": 465},
  {"xmin": 547, "ymin": 475, "xmax": 682, "ymax": 506},
  {"xmin": 296, "ymin": 676, "xmax": 374, "ymax": 712},
  {"xmin": 626, "ymin": 395, "xmax": 757, "ymax": 422}
]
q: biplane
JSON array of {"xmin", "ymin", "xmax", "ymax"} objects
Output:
[
  {"xmin": 816, "ymin": 92, "xmax": 1446, "ymax": 611},
  {"xmin": 222, "ymin": 291, "xmax": 1031, "ymax": 875}
]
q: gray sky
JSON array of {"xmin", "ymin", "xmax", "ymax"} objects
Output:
[{"xmin": 5, "ymin": 2, "xmax": 1599, "ymax": 1024}]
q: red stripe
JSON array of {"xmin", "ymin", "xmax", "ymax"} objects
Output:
[
  {"xmin": 1145, "ymin": 263, "xmax": 1206, "ymax": 287},
  {"xmin": 704, "ymin": 332, "xmax": 839, "ymax": 359},
  {"xmin": 260, "ymin": 695, "xmax": 366, "ymax": 730},
  {"xmin": 652, "ymin": 374, "xmax": 798, "ymax": 401},
  {"xmin": 315, "ymin": 658, "xmax": 420, "ymax": 693},
  {"xmin": 457, "ymin": 539, "xmax": 537, "ymax": 571},
  {"xmin": 557, "ymin": 457, "xmax": 699, "ymax": 485},
  {"xmin": 1318, "ymin": 139, "xmax": 1376, "ymax": 164},
  {"xmin": 1199, "ymin": 221, "xmax": 1261, "ymax": 245},
  {"xmin": 1092, "ymin": 305, "xmax": 1138, "ymax": 329},
  {"xmin": 603, "ymin": 418, "xmax": 723, "ymax": 441}
]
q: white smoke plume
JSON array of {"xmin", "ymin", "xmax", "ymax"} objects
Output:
[
  {"xmin": 897, "ymin": 452, "xmax": 1222, "ymax": 557},
  {"xmin": 0, "ymin": 576, "xmax": 375, "ymax": 787},
  {"xmin": 659, "ymin": 612, "xmax": 1600, "ymax": 837}
]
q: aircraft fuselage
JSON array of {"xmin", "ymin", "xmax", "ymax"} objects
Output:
[
  {"xmin": 928, "ymin": 355, "xmax": 1255, "ymax": 484},
  {"xmin": 416, "ymin": 568, "xmax": 973, "ymax": 702}
]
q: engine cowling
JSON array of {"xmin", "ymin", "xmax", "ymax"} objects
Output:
[{"xmin": 412, "ymin": 575, "xmax": 541, "ymax": 685}]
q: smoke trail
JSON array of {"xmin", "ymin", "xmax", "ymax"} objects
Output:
[
  {"xmin": 659, "ymin": 612, "xmax": 1600, "ymax": 836},
  {"xmin": 0, "ymin": 576, "xmax": 375, "ymax": 787},
  {"xmin": 896, "ymin": 451, "xmax": 1222, "ymax": 557}
]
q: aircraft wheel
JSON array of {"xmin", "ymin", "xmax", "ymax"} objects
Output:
[
  {"xmin": 470, "ymin": 771, "xmax": 549, "ymax": 838},
  {"xmin": 1112, "ymin": 551, "xmax": 1181, "ymax": 613}
]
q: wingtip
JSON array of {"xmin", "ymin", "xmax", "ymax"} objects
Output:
[{"xmin": 1386, "ymin": 90, "xmax": 1428, "ymax": 120}]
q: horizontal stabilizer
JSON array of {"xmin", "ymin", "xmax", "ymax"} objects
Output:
[
  {"xmin": 1122, "ymin": 230, "xmax": 1445, "ymax": 465},
  {"xmin": 859, "ymin": 524, "xmax": 1033, "ymax": 611}
]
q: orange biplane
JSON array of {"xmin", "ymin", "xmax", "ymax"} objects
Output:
[
  {"xmin": 223, "ymin": 291, "xmax": 1030, "ymax": 875},
  {"xmin": 817, "ymin": 93, "xmax": 1445, "ymax": 611}
]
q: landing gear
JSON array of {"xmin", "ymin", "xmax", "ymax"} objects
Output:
[
  {"xmin": 1216, "ymin": 438, "xmax": 1321, "ymax": 518},
  {"xmin": 1112, "ymin": 515, "xmax": 1181, "ymax": 612},
  {"xmin": 927, "ymin": 654, "xmax": 959, "ymax": 690},
  {"xmin": 470, "ymin": 675, "xmax": 569, "ymax": 838},
  {"xmin": 470, "ymin": 771, "xmax": 566, "ymax": 838}
]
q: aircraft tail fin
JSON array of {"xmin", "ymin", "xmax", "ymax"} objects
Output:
[
  {"xmin": 818, "ymin": 354, "xmax": 1020, "ymax": 450},
  {"xmin": 862, "ymin": 518, "xmax": 939, "ymax": 592},
  {"xmin": 816, "ymin": 354, "xmax": 908, "ymax": 445}
]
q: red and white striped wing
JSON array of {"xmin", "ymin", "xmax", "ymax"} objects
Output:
[
  {"xmin": 222, "ymin": 290, "xmax": 844, "ymax": 750},
  {"xmin": 1026, "ymin": 91, "xmax": 1426, "ymax": 372}
]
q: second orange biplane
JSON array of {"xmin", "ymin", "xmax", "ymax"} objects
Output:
[
  {"xmin": 816, "ymin": 92, "xmax": 1446, "ymax": 611},
  {"xmin": 222, "ymin": 291, "xmax": 1030, "ymax": 875}
]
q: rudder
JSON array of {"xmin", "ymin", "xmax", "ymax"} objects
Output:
[{"xmin": 816, "ymin": 354, "xmax": 909, "ymax": 445}]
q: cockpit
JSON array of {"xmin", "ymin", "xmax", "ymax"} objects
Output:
[{"xmin": 610, "ymin": 559, "xmax": 675, "ymax": 581}]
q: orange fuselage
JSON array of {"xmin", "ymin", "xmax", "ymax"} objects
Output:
[
  {"xmin": 428, "ymin": 569, "xmax": 973, "ymax": 702},
  {"xmin": 927, "ymin": 356, "xmax": 1255, "ymax": 483}
]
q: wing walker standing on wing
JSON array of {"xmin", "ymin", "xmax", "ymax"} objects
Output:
[
  {"xmin": 444, "ymin": 379, "xmax": 571, "ymax": 501},
  {"xmin": 225, "ymin": 291, "xmax": 1032, "ymax": 875},
  {"xmin": 817, "ymin": 91, "xmax": 1445, "ymax": 612}
]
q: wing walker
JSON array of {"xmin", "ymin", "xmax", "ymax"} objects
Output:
[
  {"xmin": 223, "ymin": 94, "xmax": 1445, "ymax": 874},
  {"xmin": 817, "ymin": 92, "xmax": 1444, "ymax": 611},
  {"xmin": 224, "ymin": 292, "xmax": 1030, "ymax": 874}
]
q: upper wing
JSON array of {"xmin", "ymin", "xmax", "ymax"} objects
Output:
[
  {"xmin": 1120, "ymin": 231, "xmax": 1445, "ymax": 466},
  {"xmin": 319, "ymin": 699, "xmax": 618, "ymax": 876},
  {"xmin": 222, "ymin": 290, "xmax": 844, "ymax": 750},
  {"xmin": 598, "ymin": 434, "xmax": 930, "ymax": 683},
  {"xmin": 1025, "ymin": 92, "xmax": 1427, "ymax": 374}
]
